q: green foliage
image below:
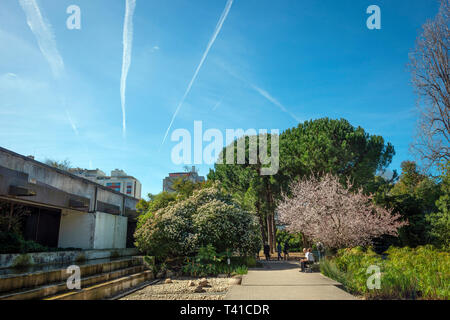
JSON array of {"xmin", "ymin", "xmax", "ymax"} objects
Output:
[
  {"xmin": 322, "ymin": 246, "xmax": 450, "ymax": 299},
  {"xmin": 181, "ymin": 245, "xmax": 251, "ymax": 277},
  {"xmin": 134, "ymin": 186, "xmax": 262, "ymax": 260},
  {"xmin": 12, "ymin": 254, "xmax": 32, "ymax": 269},
  {"xmin": 209, "ymin": 118, "xmax": 396, "ymax": 247},
  {"xmin": 427, "ymin": 162, "xmax": 450, "ymax": 249},
  {"xmin": 172, "ymin": 178, "xmax": 206, "ymax": 200},
  {"xmin": 0, "ymin": 231, "xmax": 49, "ymax": 254},
  {"xmin": 44, "ymin": 159, "xmax": 72, "ymax": 171},
  {"xmin": 276, "ymin": 230, "xmax": 303, "ymax": 251},
  {"xmin": 373, "ymin": 161, "xmax": 443, "ymax": 248},
  {"xmin": 279, "ymin": 118, "xmax": 395, "ymax": 190},
  {"xmin": 143, "ymin": 255, "xmax": 156, "ymax": 267},
  {"xmin": 136, "ymin": 192, "xmax": 177, "ymax": 228},
  {"xmin": 233, "ymin": 265, "xmax": 248, "ymax": 275}
]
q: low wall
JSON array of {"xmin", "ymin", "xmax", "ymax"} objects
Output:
[{"xmin": 0, "ymin": 248, "xmax": 139, "ymax": 270}]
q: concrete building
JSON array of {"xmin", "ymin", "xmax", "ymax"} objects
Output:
[
  {"xmin": 70, "ymin": 168, "xmax": 142, "ymax": 199},
  {"xmin": 0, "ymin": 147, "xmax": 140, "ymax": 250},
  {"xmin": 163, "ymin": 166, "xmax": 205, "ymax": 193}
]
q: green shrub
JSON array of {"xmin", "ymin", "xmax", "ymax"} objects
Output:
[
  {"xmin": 110, "ymin": 250, "xmax": 120, "ymax": 259},
  {"xmin": 134, "ymin": 186, "xmax": 262, "ymax": 260},
  {"xmin": 180, "ymin": 245, "xmax": 256, "ymax": 277},
  {"xmin": 233, "ymin": 265, "xmax": 248, "ymax": 275},
  {"xmin": 322, "ymin": 245, "xmax": 450, "ymax": 300},
  {"xmin": 0, "ymin": 231, "xmax": 49, "ymax": 254},
  {"xmin": 12, "ymin": 254, "xmax": 32, "ymax": 269},
  {"xmin": 75, "ymin": 253, "xmax": 86, "ymax": 263},
  {"xmin": 0, "ymin": 231, "xmax": 23, "ymax": 254}
]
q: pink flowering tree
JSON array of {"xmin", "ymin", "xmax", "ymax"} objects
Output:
[{"xmin": 277, "ymin": 173, "xmax": 408, "ymax": 249}]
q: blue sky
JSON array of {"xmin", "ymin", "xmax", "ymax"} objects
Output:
[{"xmin": 0, "ymin": 0, "xmax": 440, "ymax": 197}]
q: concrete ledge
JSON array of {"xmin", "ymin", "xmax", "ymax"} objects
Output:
[
  {"xmin": 0, "ymin": 256, "xmax": 142, "ymax": 293},
  {"xmin": 0, "ymin": 248, "xmax": 139, "ymax": 270},
  {"xmin": 46, "ymin": 270, "xmax": 154, "ymax": 300},
  {"xmin": 0, "ymin": 265, "xmax": 145, "ymax": 300}
]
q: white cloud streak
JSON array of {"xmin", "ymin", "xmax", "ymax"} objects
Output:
[
  {"xmin": 18, "ymin": 0, "xmax": 64, "ymax": 78},
  {"xmin": 249, "ymin": 83, "xmax": 301, "ymax": 123},
  {"xmin": 18, "ymin": 0, "xmax": 79, "ymax": 136},
  {"xmin": 161, "ymin": 0, "xmax": 234, "ymax": 145},
  {"xmin": 65, "ymin": 109, "xmax": 79, "ymax": 136},
  {"xmin": 18, "ymin": 0, "xmax": 92, "ymax": 166},
  {"xmin": 212, "ymin": 99, "xmax": 223, "ymax": 111},
  {"xmin": 219, "ymin": 62, "xmax": 301, "ymax": 123},
  {"xmin": 120, "ymin": 0, "xmax": 137, "ymax": 138}
]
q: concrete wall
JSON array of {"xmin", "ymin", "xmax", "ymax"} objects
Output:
[
  {"xmin": 96, "ymin": 188, "xmax": 124, "ymax": 213},
  {"xmin": 59, "ymin": 210, "xmax": 129, "ymax": 250},
  {"xmin": 58, "ymin": 209, "xmax": 95, "ymax": 249},
  {"xmin": 93, "ymin": 212, "xmax": 128, "ymax": 249},
  {"xmin": 0, "ymin": 248, "xmax": 139, "ymax": 269},
  {"xmin": 0, "ymin": 147, "xmax": 139, "ymax": 214}
]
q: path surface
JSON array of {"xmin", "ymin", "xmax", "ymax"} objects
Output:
[{"xmin": 225, "ymin": 261, "xmax": 356, "ymax": 300}]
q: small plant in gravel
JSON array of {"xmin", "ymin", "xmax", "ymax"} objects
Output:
[{"xmin": 232, "ymin": 265, "xmax": 248, "ymax": 275}]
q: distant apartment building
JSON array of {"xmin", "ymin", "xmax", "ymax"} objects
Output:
[
  {"xmin": 163, "ymin": 166, "xmax": 205, "ymax": 193},
  {"xmin": 71, "ymin": 168, "xmax": 142, "ymax": 199}
]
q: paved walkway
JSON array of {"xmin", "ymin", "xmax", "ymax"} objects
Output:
[{"xmin": 225, "ymin": 261, "xmax": 356, "ymax": 300}]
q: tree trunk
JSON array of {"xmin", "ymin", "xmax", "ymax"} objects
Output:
[
  {"xmin": 271, "ymin": 212, "xmax": 276, "ymax": 250},
  {"xmin": 256, "ymin": 200, "xmax": 267, "ymax": 244},
  {"xmin": 267, "ymin": 213, "xmax": 274, "ymax": 253},
  {"xmin": 8, "ymin": 203, "xmax": 14, "ymax": 232},
  {"xmin": 267, "ymin": 183, "xmax": 277, "ymax": 252}
]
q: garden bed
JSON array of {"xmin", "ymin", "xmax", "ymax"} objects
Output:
[
  {"xmin": 320, "ymin": 246, "xmax": 449, "ymax": 300},
  {"xmin": 120, "ymin": 276, "xmax": 232, "ymax": 300}
]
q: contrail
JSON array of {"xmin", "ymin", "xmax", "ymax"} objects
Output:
[
  {"xmin": 19, "ymin": 0, "xmax": 78, "ymax": 134},
  {"xmin": 161, "ymin": 0, "xmax": 234, "ymax": 145},
  {"xmin": 19, "ymin": 0, "xmax": 93, "ymax": 167},
  {"xmin": 120, "ymin": 0, "xmax": 137, "ymax": 138},
  {"xmin": 249, "ymin": 83, "xmax": 301, "ymax": 123},
  {"xmin": 18, "ymin": 0, "xmax": 64, "ymax": 78},
  {"xmin": 65, "ymin": 109, "xmax": 79, "ymax": 136},
  {"xmin": 219, "ymin": 62, "xmax": 301, "ymax": 123},
  {"xmin": 212, "ymin": 99, "xmax": 223, "ymax": 111}
]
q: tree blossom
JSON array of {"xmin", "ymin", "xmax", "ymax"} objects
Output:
[{"xmin": 277, "ymin": 173, "xmax": 408, "ymax": 249}]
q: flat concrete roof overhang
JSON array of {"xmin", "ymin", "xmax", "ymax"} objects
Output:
[{"xmin": 0, "ymin": 147, "xmax": 139, "ymax": 219}]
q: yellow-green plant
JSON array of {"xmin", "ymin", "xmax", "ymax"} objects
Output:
[{"xmin": 322, "ymin": 245, "xmax": 449, "ymax": 300}]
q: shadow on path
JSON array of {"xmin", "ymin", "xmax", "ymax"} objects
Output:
[{"xmin": 226, "ymin": 260, "xmax": 356, "ymax": 300}]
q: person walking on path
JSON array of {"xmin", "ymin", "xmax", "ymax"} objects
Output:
[
  {"xmin": 283, "ymin": 241, "xmax": 290, "ymax": 260},
  {"xmin": 277, "ymin": 242, "xmax": 282, "ymax": 261},
  {"xmin": 264, "ymin": 243, "xmax": 271, "ymax": 261}
]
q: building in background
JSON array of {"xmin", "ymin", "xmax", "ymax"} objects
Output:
[
  {"xmin": 70, "ymin": 168, "xmax": 142, "ymax": 199},
  {"xmin": 163, "ymin": 166, "xmax": 205, "ymax": 193},
  {"xmin": 69, "ymin": 169, "xmax": 107, "ymax": 182},
  {"xmin": 0, "ymin": 147, "xmax": 140, "ymax": 250}
]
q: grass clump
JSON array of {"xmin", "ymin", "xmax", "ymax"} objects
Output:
[
  {"xmin": 321, "ymin": 245, "xmax": 449, "ymax": 300},
  {"xmin": 12, "ymin": 254, "xmax": 32, "ymax": 269}
]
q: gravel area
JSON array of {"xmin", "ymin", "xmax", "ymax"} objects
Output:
[{"xmin": 120, "ymin": 277, "xmax": 232, "ymax": 300}]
